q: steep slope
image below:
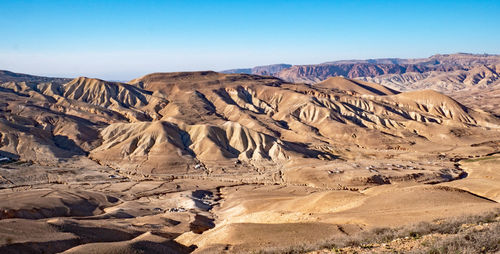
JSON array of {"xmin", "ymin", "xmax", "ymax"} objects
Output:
[
  {"xmin": 90, "ymin": 121, "xmax": 195, "ymax": 174},
  {"xmin": 0, "ymin": 118, "xmax": 73, "ymax": 163},
  {"xmin": 185, "ymin": 122, "xmax": 288, "ymax": 161},
  {"xmin": 90, "ymin": 120, "xmax": 290, "ymax": 174},
  {"xmin": 0, "ymin": 76, "xmax": 169, "ymax": 122},
  {"xmin": 0, "ymin": 86, "xmax": 103, "ymax": 162},
  {"xmin": 0, "ymin": 76, "xmax": 168, "ymax": 163},
  {"xmin": 389, "ymin": 90, "xmax": 475, "ymax": 123},
  {"xmin": 54, "ymin": 77, "xmax": 168, "ymax": 121},
  {"xmin": 61, "ymin": 77, "xmax": 152, "ymax": 108}
]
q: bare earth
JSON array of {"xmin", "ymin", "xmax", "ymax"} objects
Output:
[{"xmin": 0, "ymin": 68, "xmax": 499, "ymax": 253}]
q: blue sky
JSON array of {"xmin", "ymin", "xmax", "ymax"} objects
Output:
[{"xmin": 1, "ymin": 0, "xmax": 499, "ymax": 80}]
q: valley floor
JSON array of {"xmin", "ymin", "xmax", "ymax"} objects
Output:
[{"xmin": 0, "ymin": 154, "xmax": 498, "ymax": 254}]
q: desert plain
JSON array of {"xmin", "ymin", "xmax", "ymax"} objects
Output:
[{"xmin": 0, "ymin": 54, "xmax": 499, "ymax": 253}]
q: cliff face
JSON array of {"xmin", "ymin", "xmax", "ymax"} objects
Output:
[
  {"xmin": 275, "ymin": 54, "xmax": 500, "ymax": 84},
  {"xmin": 275, "ymin": 63, "xmax": 424, "ymax": 83},
  {"xmin": 222, "ymin": 54, "xmax": 500, "ymax": 87}
]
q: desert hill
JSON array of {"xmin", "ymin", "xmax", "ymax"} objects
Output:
[
  {"xmin": 58, "ymin": 77, "xmax": 168, "ymax": 121},
  {"xmin": 93, "ymin": 71, "xmax": 500, "ymax": 177},
  {"xmin": 1, "ymin": 70, "xmax": 499, "ymax": 172},
  {"xmin": 0, "ymin": 69, "xmax": 499, "ymax": 253},
  {"xmin": 62, "ymin": 77, "xmax": 152, "ymax": 108},
  {"xmin": 358, "ymin": 63, "xmax": 500, "ymax": 115},
  {"xmin": 223, "ymin": 53, "xmax": 500, "ymax": 116},
  {"xmin": 0, "ymin": 75, "xmax": 169, "ymax": 164},
  {"xmin": 358, "ymin": 63, "xmax": 500, "ymax": 92},
  {"xmin": 453, "ymin": 83, "xmax": 500, "ymax": 116}
]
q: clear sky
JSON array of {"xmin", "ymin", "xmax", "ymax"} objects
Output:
[{"xmin": 1, "ymin": 0, "xmax": 499, "ymax": 80}]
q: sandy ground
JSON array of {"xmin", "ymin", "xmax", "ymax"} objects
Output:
[{"xmin": 1, "ymin": 152, "xmax": 497, "ymax": 253}]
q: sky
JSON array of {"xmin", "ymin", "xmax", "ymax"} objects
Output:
[{"xmin": 1, "ymin": 0, "xmax": 499, "ymax": 80}]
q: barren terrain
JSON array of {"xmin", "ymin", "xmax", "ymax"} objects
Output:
[{"xmin": 0, "ymin": 67, "xmax": 499, "ymax": 253}]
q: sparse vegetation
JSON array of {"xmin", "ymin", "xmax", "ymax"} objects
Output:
[
  {"xmin": 260, "ymin": 209, "xmax": 500, "ymax": 254},
  {"xmin": 414, "ymin": 223, "xmax": 500, "ymax": 254},
  {"xmin": 463, "ymin": 156, "xmax": 498, "ymax": 163}
]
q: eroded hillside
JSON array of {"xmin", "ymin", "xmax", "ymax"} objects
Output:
[{"xmin": 0, "ymin": 70, "xmax": 499, "ymax": 253}]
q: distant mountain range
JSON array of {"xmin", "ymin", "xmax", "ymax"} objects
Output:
[
  {"xmin": 0, "ymin": 70, "xmax": 71, "ymax": 84},
  {"xmin": 221, "ymin": 64, "xmax": 292, "ymax": 76},
  {"xmin": 222, "ymin": 53, "xmax": 500, "ymax": 115},
  {"xmin": 222, "ymin": 54, "xmax": 500, "ymax": 86}
]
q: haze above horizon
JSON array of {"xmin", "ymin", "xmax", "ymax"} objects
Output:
[{"xmin": 1, "ymin": 0, "xmax": 499, "ymax": 80}]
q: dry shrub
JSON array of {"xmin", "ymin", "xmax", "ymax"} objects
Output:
[
  {"xmin": 413, "ymin": 222, "xmax": 500, "ymax": 254},
  {"xmin": 259, "ymin": 209, "xmax": 500, "ymax": 254}
]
